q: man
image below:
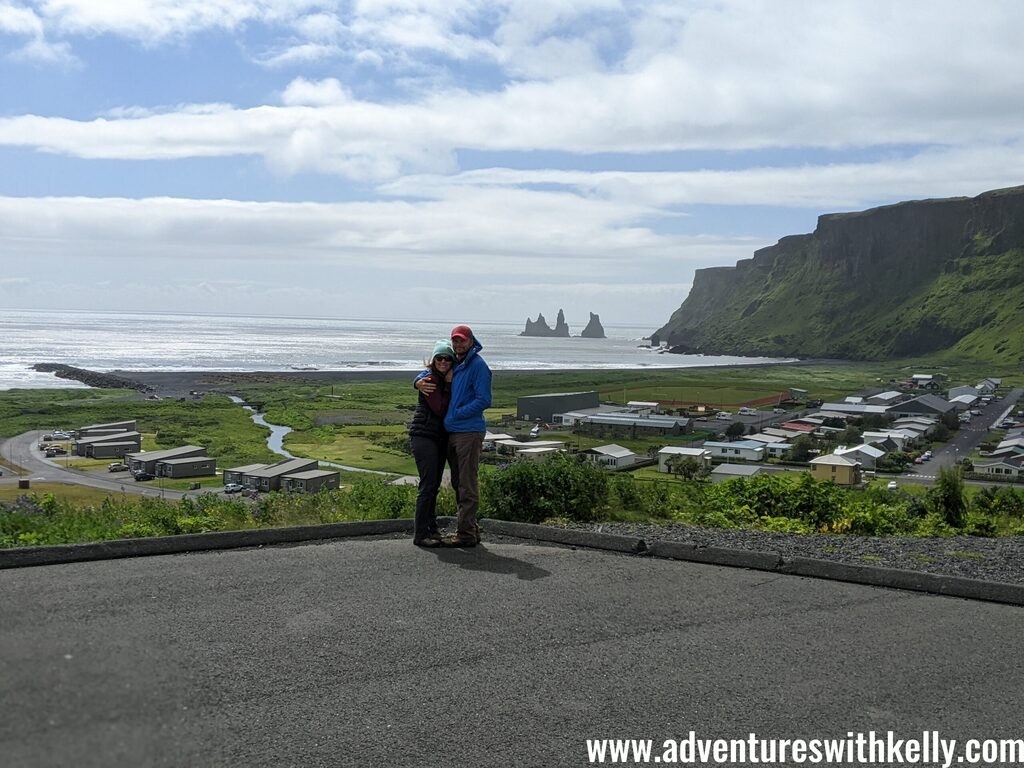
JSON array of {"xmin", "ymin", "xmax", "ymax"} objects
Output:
[{"xmin": 416, "ymin": 324, "xmax": 491, "ymax": 547}]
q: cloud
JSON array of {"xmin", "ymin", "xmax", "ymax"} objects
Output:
[{"xmin": 280, "ymin": 77, "xmax": 350, "ymax": 106}]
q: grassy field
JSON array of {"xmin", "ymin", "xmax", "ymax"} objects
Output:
[{"xmin": 0, "ymin": 482, "xmax": 138, "ymax": 505}]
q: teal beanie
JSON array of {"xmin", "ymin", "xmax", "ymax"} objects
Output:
[{"xmin": 431, "ymin": 340, "xmax": 455, "ymax": 359}]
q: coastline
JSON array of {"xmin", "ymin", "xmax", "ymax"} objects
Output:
[{"xmin": 29, "ymin": 358, "xmax": 824, "ymax": 399}]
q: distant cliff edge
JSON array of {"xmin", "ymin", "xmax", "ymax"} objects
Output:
[{"xmin": 653, "ymin": 185, "xmax": 1024, "ymax": 363}]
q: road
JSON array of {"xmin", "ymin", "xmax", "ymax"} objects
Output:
[
  {"xmin": 903, "ymin": 387, "xmax": 1022, "ymax": 483},
  {"xmin": 0, "ymin": 430, "xmax": 188, "ymax": 500}
]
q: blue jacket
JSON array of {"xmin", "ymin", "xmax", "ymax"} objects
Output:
[{"xmin": 445, "ymin": 338, "xmax": 492, "ymax": 433}]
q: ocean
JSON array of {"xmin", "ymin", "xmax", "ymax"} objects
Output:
[{"xmin": 0, "ymin": 309, "xmax": 788, "ymax": 390}]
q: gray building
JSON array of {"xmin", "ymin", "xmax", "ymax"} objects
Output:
[
  {"xmin": 224, "ymin": 463, "xmax": 269, "ymax": 485},
  {"xmin": 889, "ymin": 394, "xmax": 956, "ymax": 419},
  {"xmin": 74, "ymin": 431, "xmax": 142, "ymax": 456},
  {"xmin": 77, "ymin": 420, "xmax": 137, "ymax": 438},
  {"xmin": 517, "ymin": 391, "xmax": 599, "ymax": 422},
  {"xmin": 243, "ymin": 458, "xmax": 319, "ymax": 492},
  {"xmin": 156, "ymin": 456, "xmax": 217, "ymax": 479},
  {"xmin": 280, "ymin": 470, "xmax": 341, "ymax": 493},
  {"xmin": 576, "ymin": 413, "xmax": 691, "ymax": 439},
  {"xmin": 87, "ymin": 441, "xmax": 142, "ymax": 459},
  {"xmin": 126, "ymin": 445, "xmax": 207, "ymax": 475}
]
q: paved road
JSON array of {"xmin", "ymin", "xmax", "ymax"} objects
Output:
[
  {"xmin": 1, "ymin": 537, "xmax": 1022, "ymax": 768},
  {"xmin": 0, "ymin": 430, "xmax": 188, "ymax": 499},
  {"xmin": 904, "ymin": 387, "xmax": 1022, "ymax": 483}
]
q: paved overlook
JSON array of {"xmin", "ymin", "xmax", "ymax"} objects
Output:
[{"xmin": 1, "ymin": 537, "xmax": 1022, "ymax": 767}]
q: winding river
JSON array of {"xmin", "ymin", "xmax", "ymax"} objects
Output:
[{"xmin": 229, "ymin": 396, "xmax": 392, "ymax": 476}]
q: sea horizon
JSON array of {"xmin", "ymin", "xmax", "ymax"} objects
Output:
[{"xmin": 0, "ymin": 308, "xmax": 792, "ymax": 390}]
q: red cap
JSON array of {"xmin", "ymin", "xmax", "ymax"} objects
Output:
[{"xmin": 451, "ymin": 324, "xmax": 473, "ymax": 341}]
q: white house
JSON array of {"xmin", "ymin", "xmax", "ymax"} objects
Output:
[
  {"xmin": 702, "ymin": 440, "xmax": 765, "ymax": 462},
  {"xmin": 973, "ymin": 456, "xmax": 1024, "ymax": 479},
  {"xmin": 657, "ymin": 446, "xmax": 711, "ymax": 473},
  {"xmin": 580, "ymin": 444, "xmax": 640, "ymax": 469},
  {"xmin": 835, "ymin": 444, "xmax": 886, "ymax": 470}
]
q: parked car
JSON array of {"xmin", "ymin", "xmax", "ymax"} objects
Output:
[
  {"xmin": 886, "ymin": 481, "xmax": 899, "ymax": 490},
  {"xmin": 47, "ymin": 445, "xmax": 67, "ymax": 455},
  {"xmin": 108, "ymin": 463, "xmax": 129, "ymax": 472},
  {"xmin": 772, "ymin": 407, "xmax": 787, "ymax": 414},
  {"xmin": 923, "ymin": 450, "xmax": 933, "ymax": 460},
  {"xmin": 738, "ymin": 407, "xmax": 758, "ymax": 416},
  {"xmin": 223, "ymin": 483, "xmax": 245, "ymax": 494},
  {"xmin": 133, "ymin": 471, "xmax": 154, "ymax": 481},
  {"xmin": 716, "ymin": 412, "xmax": 733, "ymax": 420}
]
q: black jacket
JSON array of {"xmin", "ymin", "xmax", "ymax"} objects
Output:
[{"xmin": 408, "ymin": 372, "xmax": 450, "ymax": 441}]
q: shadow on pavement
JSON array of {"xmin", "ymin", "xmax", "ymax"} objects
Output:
[{"xmin": 432, "ymin": 545, "xmax": 551, "ymax": 581}]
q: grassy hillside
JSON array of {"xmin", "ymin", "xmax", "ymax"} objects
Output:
[{"xmin": 655, "ymin": 187, "xmax": 1024, "ymax": 364}]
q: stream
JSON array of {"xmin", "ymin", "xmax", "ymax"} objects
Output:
[{"xmin": 229, "ymin": 396, "xmax": 393, "ymax": 476}]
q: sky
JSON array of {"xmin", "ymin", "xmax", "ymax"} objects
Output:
[{"xmin": 2, "ymin": 1, "xmax": 1024, "ymax": 330}]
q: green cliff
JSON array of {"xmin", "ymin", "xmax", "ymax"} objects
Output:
[{"xmin": 653, "ymin": 186, "xmax": 1024, "ymax": 362}]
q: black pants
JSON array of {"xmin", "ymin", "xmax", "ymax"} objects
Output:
[{"xmin": 410, "ymin": 435, "xmax": 448, "ymax": 540}]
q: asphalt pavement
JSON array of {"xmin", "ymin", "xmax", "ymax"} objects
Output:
[{"xmin": 2, "ymin": 536, "xmax": 1021, "ymax": 767}]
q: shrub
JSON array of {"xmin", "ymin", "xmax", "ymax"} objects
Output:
[
  {"xmin": 481, "ymin": 453, "xmax": 608, "ymax": 523},
  {"xmin": 928, "ymin": 466, "xmax": 967, "ymax": 528},
  {"xmin": 844, "ymin": 500, "xmax": 914, "ymax": 536},
  {"xmin": 756, "ymin": 516, "xmax": 814, "ymax": 534},
  {"xmin": 964, "ymin": 513, "xmax": 998, "ymax": 538}
]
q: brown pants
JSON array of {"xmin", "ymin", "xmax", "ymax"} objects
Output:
[{"xmin": 448, "ymin": 432, "xmax": 484, "ymax": 536}]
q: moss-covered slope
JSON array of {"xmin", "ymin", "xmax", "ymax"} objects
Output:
[{"xmin": 654, "ymin": 186, "xmax": 1024, "ymax": 362}]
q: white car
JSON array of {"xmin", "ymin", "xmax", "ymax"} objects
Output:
[
  {"xmin": 223, "ymin": 483, "xmax": 245, "ymax": 494},
  {"xmin": 716, "ymin": 412, "xmax": 733, "ymax": 420},
  {"xmin": 886, "ymin": 481, "xmax": 899, "ymax": 490}
]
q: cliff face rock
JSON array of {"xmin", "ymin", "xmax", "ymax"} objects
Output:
[
  {"xmin": 580, "ymin": 312, "xmax": 606, "ymax": 338},
  {"xmin": 521, "ymin": 309, "xmax": 571, "ymax": 337},
  {"xmin": 653, "ymin": 186, "xmax": 1024, "ymax": 362}
]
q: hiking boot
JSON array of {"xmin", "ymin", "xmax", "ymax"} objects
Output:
[
  {"xmin": 443, "ymin": 532, "xmax": 477, "ymax": 548},
  {"xmin": 414, "ymin": 534, "xmax": 443, "ymax": 548}
]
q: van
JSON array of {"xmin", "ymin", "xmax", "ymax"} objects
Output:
[
  {"xmin": 738, "ymin": 407, "xmax": 758, "ymax": 416},
  {"xmin": 716, "ymin": 412, "xmax": 733, "ymax": 420}
]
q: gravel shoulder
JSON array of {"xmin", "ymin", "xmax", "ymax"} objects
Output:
[{"xmin": 564, "ymin": 522, "xmax": 1024, "ymax": 584}]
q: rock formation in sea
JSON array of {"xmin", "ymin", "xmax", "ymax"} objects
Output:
[
  {"xmin": 579, "ymin": 312, "xmax": 606, "ymax": 339},
  {"xmin": 521, "ymin": 309, "xmax": 571, "ymax": 337}
]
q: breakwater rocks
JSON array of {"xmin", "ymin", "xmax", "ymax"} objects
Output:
[{"xmin": 33, "ymin": 363, "xmax": 153, "ymax": 393}]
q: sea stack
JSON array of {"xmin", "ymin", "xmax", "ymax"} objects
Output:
[
  {"xmin": 580, "ymin": 312, "xmax": 606, "ymax": 339},
  {"xmin": 521, "ymin": 309, "xmax": 571, "ymax": 337}
]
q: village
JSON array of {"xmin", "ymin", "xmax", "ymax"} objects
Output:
[{"xmin": 490, "ymin": 374, "xmax": 1024, "ymax": 487}]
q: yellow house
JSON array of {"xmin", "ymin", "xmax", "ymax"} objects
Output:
[{"xmin": 809, "ymin": 454, "xmax": 862, "ymax": 486}]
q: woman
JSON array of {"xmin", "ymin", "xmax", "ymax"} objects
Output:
[{"xmin": 408, "ymin": 340, "xmax": 454, "ymax": 547}]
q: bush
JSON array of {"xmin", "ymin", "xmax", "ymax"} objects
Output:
[
  {"xmin": 481, "ymin": 453, "xmax": 608, "ymax": 523},
  {"xmin": 843, "ymin": 500, "xmax": 914, "ymax": 536}
]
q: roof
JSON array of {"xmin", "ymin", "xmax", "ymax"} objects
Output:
[
  {"xmin": 284, "ymin": 469, "xmax": 340, "ymax": 480},
  {"xmin": 703, "ymin": 441, "xmax": 765, "ymax": 451},
  {"xmin": 898, "ymin": 394, "xmax": 955, "ymax": 414},
  {"xmin": 819, "ymin": 402, "xmax": 890, "ymax": 415},
  {"xmin": 810, "ymin": 454, "xmax": 859, "ymax": 466},
  {"xmin": 584, "ymin": 444, "xmax": 636, "ymax": 458},
  {"xmin": 495, "ymin": 439, "xmax": 565, "ymax": 449},
  {"xmin": 867, "ymin": 391, "xmax": 903, "ymax": 402},
  {"xmin": 226, "ymin": 463, "xmax": 269, "ymax": 473},
  {"xmin": 584, "ymin": 413, "xmax": 689, "ymax": 427},
  {"xmin": 76, "ymin": 431, "xmax": 142, "ymax": 445},
  {"xmin": 657, "ymin": 446, "xmax": 709, "ymax": 456},
  {"xmin": 835, "ymin": 444, "xmax": 885, "ymax": 459},
  {"xmin": 626, "ymin": 401, "xmax": 659, "ymax": 408},
  {"xmin": 484, "ymin": 432, "xmax": 514, "ymax": 441},
  {"xmin": 516, "ymin": 446, "xmax": 562, "ymax": 455},
  {"xmin": 711, "ymin": 464, "xmax": 765, "ymax": 477},
  {"xmin": 746, "ymin": 433, "xmax": 787, "ymax": 444},
  {"xmin": 780, "ymin": 421, "xmax": 816, "ymax": 432},
  {"xmin": 126, "ymin": 445, "xmax": 205, "ymax": 462},
  {"xmin": 245, "ymin": 458, "xmax": 318, "ymax": 478},
  {"xmin": 79, "ymin": 420, "xmax": 136, "ymax": 431},
  {"xmin": 158, "ymin": 456, "xmax": 216, "ymax": 465},
  {"xmin": 519, "ymin": 390, "xmax": 597, "ymax": 400}
]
